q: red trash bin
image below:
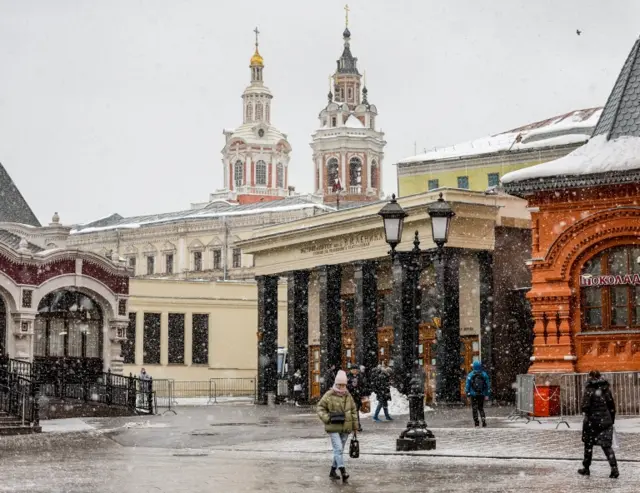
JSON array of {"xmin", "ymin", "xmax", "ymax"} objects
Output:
[{"xmin": 533, "ymin": 385, "xmax": 560, "ymax": 417}]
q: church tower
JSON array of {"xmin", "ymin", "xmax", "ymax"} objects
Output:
[
  {"xmin": 220, "ymin": 28, "xmax": 292, "ymax": 205},
  {"xmin": 311, "ymin": 8, "xmax": 386, "ymax": 205}
]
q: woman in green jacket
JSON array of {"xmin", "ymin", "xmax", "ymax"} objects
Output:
[{"xmin": 317, "ymin": 369, "xmax": 358, "ymax": 483}]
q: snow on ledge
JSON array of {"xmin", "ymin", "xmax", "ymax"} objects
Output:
[{"xmin": 501, "ymin": 135, "xmax": 640, "ymax": 184}]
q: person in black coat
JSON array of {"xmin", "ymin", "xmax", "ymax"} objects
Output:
[
  {"xmin": 371, "ymin": 364, "xmax": 392, "ymax": 421},
  {"xmin": 347, "ymin": 364, "xmax": 364, "ymax": 432},
  {"xmin": 578, "ymin": 370, "xmax": 619, "ymax": 478}
]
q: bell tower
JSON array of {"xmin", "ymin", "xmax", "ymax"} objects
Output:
[{"xmin": 310, "ymin": 7, "xmax": 386, "ymax": 206}]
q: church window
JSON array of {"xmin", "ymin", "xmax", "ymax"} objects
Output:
[
  {"xmin": 256, "ymin": 160, "xmax": 267, "ymax": 186},
  {"xmin": 212, "ymin": 249, "xmax": 222, "ymax": 270},
  {"xmin": 256, "ymin": 103, "xmax": 263, "ymax": 121},
  {"xmin": 265, "ymin": 103, "xmax": 270, "ymax": 123},
  {"xmin": 332, "ymin": 117, "xmax": 337, "ymax": 127},
  {"xmin": 166, "ymin": 254, "xmax": 174, "ymax": 274},
  {"xmin": 327, "ymin": 158, "xmax": 339, "ymax": 189},
  {"xmin": 276, "ymin": 162, "xmax": 284, "ymax": 188},
  {"xmin": 146, "ymin": 256, "xmax": 155, "ymax": 275},
  {"xmin": 371, "ymin": 160, "xmax": 378, "ymax": 189},
  {"xmin": 245, "ymin": 103, "xmax": 253, "ymax": 122},
  {"xmin": 193, "ymin": 251, "xmax": 202, "ymax": 272},
  {"xmin": 348, "ymin": 87, "xmax": 353, "ymax": 100},
  {"xmin": 232, "ymin": 248, "xmax": 242, "ymax": 268},
  {"xmin": 234, "ymin": 161, "xmax": 244, "ymax": 186},
  {"xmin": 349, "ymin": 157, "xmax": 362, "ymax": 187}
]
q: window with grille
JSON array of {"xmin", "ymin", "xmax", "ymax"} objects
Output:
[
  {"xmin": 487, "ymin": 173, "xmax": 499, "ymax": 187},
  {"xmin": 327, "ymin": 158, "xmax": 339, "ymax": 187},
  {"xmin": 457, "ymin": 176, "xmax": 469, "ymax": 189},
  {"xmin": 256, "ymin": 160, "xmax": 267, "ymax": 186},
  {"xmin": 168, "ymin": 313, "xmax": 185, "ymax": 365},
  {"xmin": 193, "ymin": 251, "xmax": 202, "ymax": 271},
  {"xmin": 580, "ymin": 246, "xmax": 640, "ymax": 331},
  {"xmin": 232, "ymin": 248, "xmax": 241, "ymax": 268},
  {"xmin": 234, "ymin": 161, "xmax": 244, "ymax": 186},
  {"xmin": 276, "ymin": 163, "xmax": 284, "ymax": 188},
  {"xmin": 192, "ymin": 314, "xmax": 209, "ymax": 365},
  {"xmin": 213, "ymin": 249, "xmax": 222, "ymax": 270},
  {"xmin": 143, "ymin": 313, "xmax": 161, "ymax": 364}
]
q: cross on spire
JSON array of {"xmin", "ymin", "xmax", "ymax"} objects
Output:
[
  {"xmin": 254, "ymin": 26, "xmax": 260, "ymax": 48},
  {"xmin": 344, "ymin": 4, "xmax": 350, "ymax": 27}
]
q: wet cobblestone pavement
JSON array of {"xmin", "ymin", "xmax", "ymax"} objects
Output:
[{"xmin": 0, "ymin": 405, "xmax": 638, "ymax": 492}]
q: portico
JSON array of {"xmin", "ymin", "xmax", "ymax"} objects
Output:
[{"xmin": 241, "ymin": 189, "xmax": 533, "ymax": 404}]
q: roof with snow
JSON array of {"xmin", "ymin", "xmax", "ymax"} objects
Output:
[
  {"xmin": 71, "ymin": 196, "xmax": 334, "ymax": 234},
  {"xmin": 398, "ymin": 107, "xmax": 602, "ymax": 165},
  {"xmin": 0, "ymin": 162, "xmax": 41, "ymax": 227},
  {"xmin": 0, "ymin": 229, "xmax": 43, "ymax": 253},
  {"xmin": 503, "ymin": 36, "xmax": 640, "ymax": 194}
]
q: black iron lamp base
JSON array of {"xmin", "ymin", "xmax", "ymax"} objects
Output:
[{"xmin": 396, "ymin": 420, "xmax": 436, "ymax": 451}]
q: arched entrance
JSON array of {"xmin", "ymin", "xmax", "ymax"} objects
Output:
[{"xmin": 34, "ymin": 289, "xmax": 104, "ymax": 383}]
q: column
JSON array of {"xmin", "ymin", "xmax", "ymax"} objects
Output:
[
  {"xmin": 435, "ymin": 249, "xmax": 461, "ymax": 404},
  {"xmin": 478, "ymin": 251, "xmax": 494, "ymax": 391},
  {"xmin": 287, "ymin": 270, "xmax": 310, "ymax": 402},
  {"xmin": 391, "ymin": 253, "xmax": 421, "ymax": 395},
  {"xmin": 354, "ymin": 261, "xmax": 378, "ymax": 372},
  {"xmin": 160, "ymin": 312, "xmax": 169, "ymax": 366},
  {"xmin": 318, "ymin": 264, "xmax": 342, "ymax": 393},
  {"xmin": 257, "ymin": 275, "xmax": 279, "ymax": 405}
]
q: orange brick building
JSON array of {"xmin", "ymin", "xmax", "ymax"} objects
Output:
[{"xmin": 502, "ymin": 35, "xmax": 640, "ymax": 376}]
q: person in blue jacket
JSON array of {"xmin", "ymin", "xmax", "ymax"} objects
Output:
[{"xmin": 465, "ymin": 361, "xmax": 490, "ymax": 427}]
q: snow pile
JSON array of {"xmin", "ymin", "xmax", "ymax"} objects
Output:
[
  {"xmin": 41, "ymin": 418, "xmax": 95, "ymax": 433},
  {"xmin": 361, "ymin": 387, "xmax": 433, "ymax": 417},
  {"xmin": 501, "ymin": 134, "xmax": 640, "ymax": 183},
  {"xmin": 122, "ymin": 420, "xmax": 169, "ymax": 429}
]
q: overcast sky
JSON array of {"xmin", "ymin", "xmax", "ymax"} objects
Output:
[{"xmin": 1, "ymin": 1, "xmax": 639, "ymax": 224}]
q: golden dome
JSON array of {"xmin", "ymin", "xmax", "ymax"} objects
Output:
[{"xmin": 250, "ymin": 49, "xmax": 264, "ymax": 67}]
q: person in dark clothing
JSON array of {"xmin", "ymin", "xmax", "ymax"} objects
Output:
[
  {"xmin": 323, "ymin": 365, "xmax": 337, "ymax": 395},
  {"xmin": 578, "ymin": 370, "xmax": 619, "ymax": 478},
  {"xmin": 347, "ymin": 364, "xmax": 363, "ymax": 432},
  {"xmin": 371, "ymin": 364, "xmax": 392, "ymax": 422},
  {"xmin": 464, "ymin": 361, "xmax": 490, "ymax": 427}
]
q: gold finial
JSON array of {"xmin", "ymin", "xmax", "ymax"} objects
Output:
[
  {"xmin": 254, "ymin": 26, "xmax": 260, "ymax": 49},
  {"xmin": 250, "ymin": 27, "xmax": 264, "ymax": 67},
  {"xmin": 344, "ymin": 4, "xmax": 350, "ymax": 27}
]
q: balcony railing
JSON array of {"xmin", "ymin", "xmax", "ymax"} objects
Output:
[{"xmin": 236, "ymin": 186, "xmax": 288, "ymax": 197}]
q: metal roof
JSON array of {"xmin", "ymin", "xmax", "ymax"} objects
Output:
[{"xmin": 0, "ymin": 163, "xmax": 40, "ymax": 227}]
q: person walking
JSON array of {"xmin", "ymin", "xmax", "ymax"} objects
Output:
[
  {"xmin": 372, "ymin": 364, "xmax": 393, "ymax": 422},
  {"xmin": 292, "ymin": 369, "xmax": 303, "ymax": 407},
  {"xmin": 138, "ymin": 367, "xmax": 152, "ymax": 410},
  {"xmin": 316, "ymin": 370, "xmax": 358, "ymax": 483},
  {"xmin": 578, "ymin": 370, "xmax": 619, "ymax": 478},
  {"xmin": 465, "ymin": 361, "xmax": 490, "ymax": 427},
  {"xmin": 347, "ymin": 364, "xmax": 364, "ymax": 432}
]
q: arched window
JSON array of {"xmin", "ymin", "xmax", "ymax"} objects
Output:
[
  {"xmin": 349, "ymin": 157, "xmax": 362, "ymax": 187},
  {"xmin": 265, "ymin": 103, "xmax": 271, "ymax": 123},
  {"xmin": 256, "ymin": 103, "xmax": 263, "ymax": 121},
  {"xmin": 371, "ymin": 160, "xmax": 378, "ymax": 189},
  {"xmin": 35, "ymin": 290, "xmax": 103, "ymax": 359},
  {"xmin": 234, "ymin": 160, "xmax": 244, "ymax": 186},
  {"xmin": 581, "ymin": 246, "xmax": 640, "ymax": 330},
  {"xmin": 327, "ymin": 158, "xmax": 339, "ymax": 190},
  {"xmin": 256, "ymin": 160, "xmax": 267, "ymax": 186},
  {"xmin": 276, "ymin": 162, "xmax": 284, "ymax": 188},
  {"xmin": 245, "ymin": 103, "xmax": 253, "ymax": 122}
]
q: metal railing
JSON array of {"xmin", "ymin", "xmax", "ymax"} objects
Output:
[
  {"xmin": 508, "ymin": 374, "xmax": 537, "ymax": 422},
  {"xmin": 0, "ymin": 367, "xmax": 40, "ymax": 428}
]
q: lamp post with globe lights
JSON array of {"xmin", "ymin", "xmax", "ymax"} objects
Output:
[{"xmin": 378, "ymin": 192, "xmax": 455, "ymax": 451}]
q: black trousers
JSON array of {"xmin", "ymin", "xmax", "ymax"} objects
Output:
[
  {"xmin": 470, "ymin": 396, "xmax": 486, "ymax": 425},
  {"xmin": 583, "ymin": 442, "xmax": 617, "ymax": 468}
]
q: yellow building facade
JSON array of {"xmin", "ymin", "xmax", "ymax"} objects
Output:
[{"xmin": 396, "ymin": 107, "xmax": 602, "ymax": 196}]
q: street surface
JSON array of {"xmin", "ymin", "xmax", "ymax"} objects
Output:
[{"xmin": 0, "ymin": 404, "xmax": 637, "ymax": 492}]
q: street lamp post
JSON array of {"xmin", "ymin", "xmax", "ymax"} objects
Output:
[{"xmin": 378, "ymin": 192, "xmax": 454, "ymax": 451}]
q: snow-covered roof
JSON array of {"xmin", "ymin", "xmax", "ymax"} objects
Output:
[
  {"xmin": 344, "ymin": 114, "xmax": 365, "ymax": 128},
  {"xmin": 502, "ymin": 35, "xmax": 640, "ymax": 192},
  {"xmin": 398, "ymin": 107, "xmax": 602, "ymax": 164},
  {"xmin": 224, "ymin": 122, "xmax": 289, "ymax": 147},
  {"xmin": 71, "ymin": 196, "xmax": 334, "ymax": 235}
]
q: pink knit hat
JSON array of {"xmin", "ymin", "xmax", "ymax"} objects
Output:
[{"xmin": 334, "ymin": 370, "xmax": 348, "ymax": 385}]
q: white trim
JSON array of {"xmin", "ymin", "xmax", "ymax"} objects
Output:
[{"xmin": 563, "ymin": 355, "xmax": 577, "ymax": 360}]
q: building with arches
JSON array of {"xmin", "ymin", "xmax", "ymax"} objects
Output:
[
  {"xmin": 0, "ymin": 163, "xmax": 130, "ymax": 375},
  {"xmin": 311, "ymin": 18, "xmax": 386, "ymax": 205},
  {"xmin": 503, "ymin": 35, "xmax": 640, "ymax": 378},
  {"xmin": 217, "ymin": 29, "xmax": 293, "ymax": 205}
]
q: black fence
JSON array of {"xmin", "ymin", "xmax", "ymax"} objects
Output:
[{"xmin": 0, "ymin": 366, "xmax": 39, "ymax": 428}]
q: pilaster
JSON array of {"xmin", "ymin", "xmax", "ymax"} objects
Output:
[
  {"xmin": 318, "ymin": 264, "xmax": 342, "ymax": 393},
  {"xmin": 354, "ymin": 261, "xmax": 378, "ymax": 372},
  {"xmin": 287, "ymin": 270, "xmax": 310, "ymax": 402},
  {"xmin": 257, "ymin": 275, "xmax": 279, "ymax": 404}
]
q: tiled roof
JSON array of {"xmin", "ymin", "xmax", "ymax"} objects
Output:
[
  {"xmin": 0, "ymin": 163, "xmax": 40, "ymax": 227},
  {"xmin": 593, "ymin": 37, "xmax": 640, "ymax": 140},
  {"xmin": 0, "ymin": 229, "xmax": 43, "ymax": 253},
  {"xmin": 72, "ymin": 195, "xmax": 333, "ymax": 234}
]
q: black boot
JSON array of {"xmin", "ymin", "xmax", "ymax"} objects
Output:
[
  {"xmin": 339, "ymin": 467, "xmax": 349, "ymax": 483},
  {"xmin": 578, "ymin": 467, "xmax": 590, "ymax": 476},
  {"xmin": 329, "ymin": 467, "xmax": 339, "ymax": 480},
  {"xmin": 610, "ymin": 467, "xmax": 619, "ymax": 479}
]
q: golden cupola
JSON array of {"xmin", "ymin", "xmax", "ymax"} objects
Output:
[{"xmin": 250, "ymin": 48, "xmax": 264, "ymax": 67}]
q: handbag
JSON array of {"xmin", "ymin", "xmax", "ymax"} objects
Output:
[
  {"xmin": 329, "ymin": 411, "xmax": 345, "ymax": 424},
  {"xmin": 349, "ymin": 436, "xmax": 360, "ymax": 459},
  {"xmin": 612, "ymin": 426, "xmax": 620, "ymax": 450}
]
